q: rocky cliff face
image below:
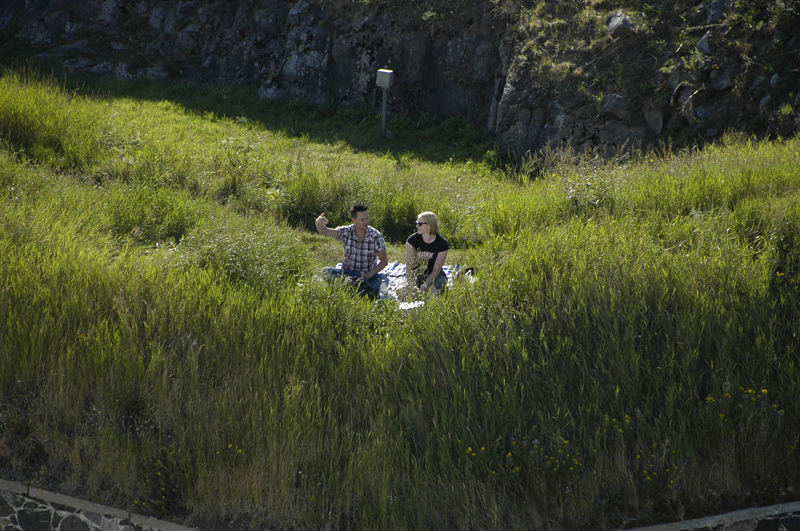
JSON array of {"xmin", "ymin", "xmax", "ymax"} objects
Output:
[
  {"xmin": 0, "ymin": 0, "xmax": 504, "ymax": 128},
  {"xmin": 491, "ymin": 3, "xmax": 800, "ymax": 160},
  {"xmin": 2, "ymin": 0, "xmax": 799, "ymax": 159}
]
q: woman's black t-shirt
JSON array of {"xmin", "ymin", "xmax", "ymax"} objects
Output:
[{"xmin": 406, "ymin": 233, "xmax": 450, "ymax": 277}]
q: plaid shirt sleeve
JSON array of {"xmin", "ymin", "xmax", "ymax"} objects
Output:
[{"xmin": 372, "ymin": 228, "xmax": 386, "ymax": 252}]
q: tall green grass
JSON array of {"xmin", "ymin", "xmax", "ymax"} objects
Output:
[
  {"xmin": 1, "ymin": 69, "xmax": 798, "ymax": 530},
  {"xmin": 0, "ymin": 69, "xmax": 106, "ymax": 169}
]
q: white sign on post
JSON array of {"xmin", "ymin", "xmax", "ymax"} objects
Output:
[
  {"xmin": 377, "ymin": 69, "xmax": 394, "ymax": 135},
  {"xmin": 376, "ymin": 69, "xmax": 394, "ymax": 88}
]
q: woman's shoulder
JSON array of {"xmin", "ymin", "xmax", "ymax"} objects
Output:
[
  {"xmin": 406, "ymin": 232, "xmax": 422, "ymax": 244},
  {"xmin": 436, "ymin": 234, "xmax": 450, "ymax": 248}
]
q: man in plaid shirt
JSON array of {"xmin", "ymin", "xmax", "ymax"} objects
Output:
[{"xmin": 315, "ymin": 203, "xmax": 388, "ymax": 297}]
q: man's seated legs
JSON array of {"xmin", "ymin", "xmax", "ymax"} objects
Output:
[
  {"xmin": 322, "ymin": 267, "xmax": 387, "ymax": 297},
  {"xmin": 322, "ymin": 266, "xmax": 361, "ymax": 283}
]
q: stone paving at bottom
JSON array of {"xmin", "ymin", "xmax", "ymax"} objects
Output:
[{"xmin": 2, "ymin": 478, "xmax": 800, "ymax": 531}]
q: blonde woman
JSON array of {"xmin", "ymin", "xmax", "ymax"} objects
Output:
[{"xmin": 405, "ymin": 212, "xmax": 449, "ymax": 295}]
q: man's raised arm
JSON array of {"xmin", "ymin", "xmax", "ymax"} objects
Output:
[{"xmin": 315, "ymin": 213, "xmax": 341, "ymax": 239}]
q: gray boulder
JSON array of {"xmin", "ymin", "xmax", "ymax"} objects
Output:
[
  {"xmin": 712, "ymin": 69, "xmax": 735, "ymax": 91},
  {"xmin": 140, "ymin": 66, "xmax": 169, "ymax": 80},
  {"xmin": 113, "ymin": 63, "xmax": 135, "ymax": 79},
  {"xmin": 751, "ymin": 75, "xmax": 767, "ymax": 90},
  {"xmin": 644, "ymin": 107, "xmax": 663, "ymax": 135},
  {"xmin": 16, "ymin": 20, "xmax": 52, "ymax": 44},
  {"xmin": 49, "ymin": 39, "xmax": 93, "ymax": 55},
  {"xmin": 695, "ymin": 106, "xmax": 711, "ymax": 120},
  {"xmin": 148, "ymin": 5, "xmax": 166, "ymax": 30},
  {"xmin": 14, "ymin": 10, "xmax": 70, "ymax": 45},
  {"xmin": 706, "ymin": 0, "xmax": 726, "ymax": 23},
  {"xmin": 174, "ymin": 32, "xmax": 196, "ymax": 60},
  {"xmin": 696, "ymin": 31, "xmax": 711, "ymax": 55},
  {"xmin": 89, "ymin": 62, "xmax": 115, "ymax": 75},
  {"xmin": 97, "ymin": 0, "xmax": 121, "ymax": 26},
  {"xmin": 64, "ymin": 58, "xmax": 94, "ymax": 72},
  {"xmin": 667, "ymin": 63, "xmax": 683, "ymax": 91},
  {"xmin": 607, "ymin": 11, "xmax": 635, "ymax": 38},
  {"xmin": 601, "ymin": 94, "xmax": 629, "ymax": 121}
]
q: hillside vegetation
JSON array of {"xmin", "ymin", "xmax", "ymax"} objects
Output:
[
  {"xmin": 1, "ymin": 68, "xmax": 799, "ymax": 530},
  {"xmin": 504, "ymin": 0, "xmax": 800, "ymax": 141},
  {"xmin": 3, "ymin": 0, "xmax": 799, "ymax": 156}
]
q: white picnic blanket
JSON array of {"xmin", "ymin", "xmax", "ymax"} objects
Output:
[{"xmin": 334, "ymin": 261, "xmax": 473, "ymax": 307}]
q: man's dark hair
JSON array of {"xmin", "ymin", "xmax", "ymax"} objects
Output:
[{"xmin": 350, "ymin": 203, "xmax": 368, "ymax": 218}]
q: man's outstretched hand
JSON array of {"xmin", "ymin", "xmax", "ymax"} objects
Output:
[{"xmin": 316, "ymin": 213, "xmax": 339, "ymax": 239}]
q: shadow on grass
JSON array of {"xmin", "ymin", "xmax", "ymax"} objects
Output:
[{"xmin": 0, "ymin": 40, "xmax": 500, "ymax": 166}]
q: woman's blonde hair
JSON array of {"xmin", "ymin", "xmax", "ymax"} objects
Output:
[{"xmin": 418, "ymin": 211, "xmax": 440, "ymax": 235}]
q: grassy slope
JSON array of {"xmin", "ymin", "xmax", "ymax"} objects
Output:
[{"xmin": 1, "ymin": 67, "xmax": 799, "ymax": 530}]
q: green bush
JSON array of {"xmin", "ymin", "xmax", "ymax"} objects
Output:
[
  {"xmin": 276, "ymin": 167, "xmax": 367, "ymax": 230},
  {"xmin": 175, "ymin": 215, "xmax": 308, "ymax": 289},
  {"xmin": 107, "ymin": 184, "xmax": 203, "ymax": 244}
]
